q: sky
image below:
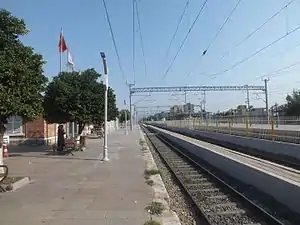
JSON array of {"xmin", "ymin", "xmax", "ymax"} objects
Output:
[{"xmin": 2, "ymin": 0, "xmax": 300, "ymax": 116}]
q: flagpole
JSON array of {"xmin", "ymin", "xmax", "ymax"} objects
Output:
[{"xmin": 60, "ymin": 27, "xmax": 63, "ymax": 74}]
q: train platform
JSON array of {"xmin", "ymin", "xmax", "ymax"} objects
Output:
[
  {"xmin": 216, "ymin": 122, "xmax": 300, "ymax": 131},
  {"xmin": 0, "ymin": 128, "xmax": 153, "ymax": 225}
]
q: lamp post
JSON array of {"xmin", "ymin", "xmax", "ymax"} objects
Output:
[{"xmin": 101, "ymin": 52, "xmax": 109, "ymax": 161}]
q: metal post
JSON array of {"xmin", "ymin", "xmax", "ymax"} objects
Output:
[
  {"xmin": 124, "ymin": 100, "xmax": 128, "ymax": 135},
  {"xmin": 275, "ymin": 102, "xmax": 279, "ymax": 128},
  {"xmin": 246, "ymin": 85, "xmax": 250, "ymax": 110},
  {"xmin": 246, "ymin": 85, "xmax": 250, "ymax": 126},
  {"xmin": 101, "ymin": 52, "xmax": 109, "ymax": 161},
  {"xmin": 203, "ymin": 91, "xmax": 206, "ymax": 111},
  {"xmin": 72, "ymin": 122, "xmax": 75, "ymax": 138},
  {"xmin": 129, "ymin": 84, "xmax": 134, "ymax": 131},
  {"xmin": 264, "ymin": 78, "xmax": 270, "ymax": 123},
  {"xmin": 202, "ymin": 90, "xmax": 206, "ymax": 123}
]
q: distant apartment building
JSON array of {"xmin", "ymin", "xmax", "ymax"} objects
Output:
[
  {"xmin": 183, "ymin": 103, "xmax": 195, "ymax": 115},
  {"xmin": 170, "ymin": 105, "xmax": 182, "ymax": 117},
  {"xmin": 250, "ymin": 107, "xmax": 266, "ymax": 116}
]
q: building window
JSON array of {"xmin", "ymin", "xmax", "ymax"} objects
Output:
[{"xmin": 5, "ymin": 116, "xmax": 23, "ymax": 135}]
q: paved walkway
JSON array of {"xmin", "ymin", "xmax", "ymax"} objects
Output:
[{"xmin": 0, "ymin": 128, "xmax": 152, "ymax": 225}]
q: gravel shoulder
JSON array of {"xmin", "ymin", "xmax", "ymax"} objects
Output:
[{"xmin": 144, "ymin": 136, "xmax": 200, "ymax": 225}]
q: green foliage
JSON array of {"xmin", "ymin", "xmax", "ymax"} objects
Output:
[
  {"xmin": 145, "ymin": 201, "xmax": 165, "ymax": 216},
  {"xmin": 119, "ymin": 109, "xmax": 130, "ymax": 123},
  {"xmin": 145, "ymin": 179, "xmax": 154, "ymax": 186},
  {"xmin": 143, "ymin": 220, "xmax": 161, "ymax": 225},
  {"xmin": 43, "ymin": 69, "xmax": 118, "ymax": 134},
  {"xmin": 284, "ymin": 90, "xmax": 300, "ymax": 116},
  {"xmin": 0, "ymin": 9, "xmax": 47, "ymax": 140},
  {"xmin": 144, "ymin": 169, "xmax": 160, "ymax": 177}
]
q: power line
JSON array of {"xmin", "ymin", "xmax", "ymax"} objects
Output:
[
  {"xmin": 219, "ymin": 0, "xmax": 297, "ymax": 60},
  {"xmin": 164, "ymin": 0, "xmax": 190, "ymax": 62},
  {"xmin": 102, "ymin": 0, "xmax": 127, "ymax": 84},
  {"xmin": 204, "ymin": 0, "xmax": 242, "ymax": 56},
  {"xmin": 162, "ymin": 0, "xmax": 209, "ymax": 80},
  {"xmin": 132, "ymin": 0, "xmax": 136, "ymax": 84},
  {"xmin": 186, "ymin": 0, "xmax": 242, "ymax": 78},
  {"xmin": 135, "ymin": 0, "xmax": 148, "ymax": 78},
  {"xmin": 258, "ymin": 60, "xmax": 300, "ymax": 79},
  {"xmin": 206, "ymin": 24, "xmax": 300, "ymax": 77}
]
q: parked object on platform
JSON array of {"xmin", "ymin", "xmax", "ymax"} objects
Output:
[{"xmin": 2, "ymin": 144, "xmax": 8, "ymax": 158}]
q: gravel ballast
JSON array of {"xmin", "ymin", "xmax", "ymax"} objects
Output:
[{"xmin": 145, "ymin": 137, "xmax": 199, "ymax": 225}]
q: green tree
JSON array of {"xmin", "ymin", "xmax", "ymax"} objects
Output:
[
  {"xmin": 283, "ymin": 90, "xmax": 300, "ymax": 116},
  {"xmin": 0, "ymin": 9, "xmax": 47, "ymax": 145},
  {"xmin": 119, "ymin": 109, "xmax": 130, "ymax": 123},
  {"xmin": 43, "ymin": 69, "xmax": 118, "ymax": 136}
]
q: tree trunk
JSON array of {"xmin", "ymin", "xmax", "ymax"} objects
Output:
[
  {"xmin": 78, "ymin": 122, "xmax": 86, "ymax": 148},
  {"xmin": 0, "ymin": 122, "xmax": 6, "ymax": 172},
  {"xmin": 0, "ymin": 123, "xmax": 5, "ymax": 147}
]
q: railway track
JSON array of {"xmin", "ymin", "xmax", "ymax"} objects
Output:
[{"xmin": 142, "ymin": 125, "xmax": 288, "ymax": 225}]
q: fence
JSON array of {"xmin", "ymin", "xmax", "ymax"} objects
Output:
[
  {"xmin": 211, "ymin": 115, "xmax": 300, "ymax": 125},
  {"xmin": 151, "ymin": 116, "xmax": 300, "ymax": 144}
]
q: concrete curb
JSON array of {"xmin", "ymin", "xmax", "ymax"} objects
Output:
[
  {"xmin": 138, "ymin": 126, "xmax": 181, "ymax": 225},
  {"xmin": 9, "ymin": 177, "xmax": 32, "ymax": 191}
]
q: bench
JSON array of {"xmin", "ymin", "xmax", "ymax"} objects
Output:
[
  {"xmin": 52, "ymin": 137, "xmax": 79, "ymax": 156},
  {"xmin": 64, "ymin": 137, "xmax": 77, "ymax": 155}
]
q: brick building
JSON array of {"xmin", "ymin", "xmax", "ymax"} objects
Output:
[{"xmin": 4, "ymin": 116, "xmax": 78, "ymax": 145}]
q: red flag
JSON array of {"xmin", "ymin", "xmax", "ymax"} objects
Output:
[{"xmin": 58, "ymin": 32, "xmax": 67, "ymax": 52}]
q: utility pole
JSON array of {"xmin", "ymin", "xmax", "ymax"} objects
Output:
[
  {"xmin": 124, "ymin": 100, "xmax": 128, "ymax": 135},
  {"xmin": 264, "ymin": 78, "xmax": 270, "ymax": 123},
  {"xmin": 100, "ymin": 52, "xmax": 109, "ymax": 161},
  {"xmin": 246, "ymin": 85, "xmax": 250, "ymax": 110},
  {"xmin": 202, "ymin": 90, "xmax": 206, "ymax": 112},
  {"xmin": 245, "ymin": 85, "xmax": 251, "ymax": 126},
  {"xmin": 128, "ymin": 83, "xmax": 134, "ymax": 131}
]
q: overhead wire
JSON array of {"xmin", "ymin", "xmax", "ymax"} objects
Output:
[
  {"xmin": 135, "ymin": 0, "xmax": 148, "ymax": 78},
  {"xmin": 205, "ymin": 24, "xmax": 300, "ymax": 77},
  {"xmin": 102, "ymin": 0, "xmax": 127, "ymax": 84},
  {"xmin": 162, "ymin": 0, "xmax": 209, "ymax": 80},
  {"xmin": 218, "ymin": 0, "xmax": 297, "ymax": 60},
  {"xmin": 257, "ymin": 60, "xmax": 300, "ymax": 79},
  {"xmin": 163, "ymin": 0, "xmax": 190, "ymax": 63},
  {"xmin": 186, "ymin": 0, "xmax": 242, "ymax": 78}
]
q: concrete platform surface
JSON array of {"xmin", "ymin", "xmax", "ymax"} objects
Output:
[{"xmin": 0, "ymin": 129, "xmax": 153, "ymax": 225}]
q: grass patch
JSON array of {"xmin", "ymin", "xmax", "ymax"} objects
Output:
[
  {"xmin": 145, "ymin": 179, "xmax": 154, "ymax": 186},
  {"xmin": 145, "ymin": 201, "xmax": 165, "ymax": 216},
  {"xmin": 143, "ymin": 220, "xmax": 161, "ymax": 225},
  {"xmin": 139, "ymin": 138, "xmax": 146, "ymax": 145},
  {"xmin": 141, "ymin": 145, "xmax": 149, "ymax": 151},
  {"xmin": 144, "ymin": 169, "xmax": 160, "ymax": 177}
]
